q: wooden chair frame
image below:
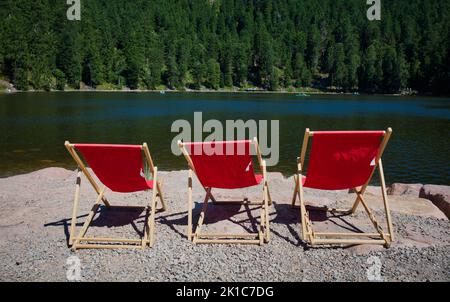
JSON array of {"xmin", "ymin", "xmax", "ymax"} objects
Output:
[
  {"xmin": 178, "ymin": 138, "xmax": 272, "ymax": 245},
  {"xmin": 64, "ymin": 141, "xmax": 166, "ymax": 251},
  {"xmin": 291, "ymin": 128, "xmax": 394, "ymax": 247}
]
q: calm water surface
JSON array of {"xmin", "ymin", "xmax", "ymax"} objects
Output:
[{"xmin": 0, "ymin": 92, "xmax": 449, "ymax": 184}]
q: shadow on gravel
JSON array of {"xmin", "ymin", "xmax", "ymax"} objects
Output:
[
  {"xmin": 271, "ymin": 202, "xmax": 366, "ymax": 249},
  {"xmin": 45, "ymin": 214, "xmax": 87, "ymax": 247},
  {"xmin": 157, "ymin": 210, "xmax": 189, "ymax": 239},
  {"xmin": 44, "ymin": 205, "xmax": 148, "ymax": 247},
  {"xmin": 90, "ymin": 205, "xmax": 146, "ymax": 237},
  {"xmin": 90, "ymin": 206, "xmax": 145, "ymax": 227},
  {"xmin": 156, "ymin": 200, "xmax": 265, "ymax": 240},
  {"xmin": 324, "ymin": 213, "xmax": 367, "ymax": 234},
  {"xmin": 270, "ymin": 202, "xmax": 306, "ymax": 248}
]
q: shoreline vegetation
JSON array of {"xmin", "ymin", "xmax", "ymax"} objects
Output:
[
  {"xmin": 0, "ymin": 78, "xmax": 420, "ymax": 96},
  {"xmin": 1, "ymin": 1, "xmax": 449, "ymax": 96}
]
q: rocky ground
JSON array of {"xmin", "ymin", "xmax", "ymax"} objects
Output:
[{"xmin": 0, "ymin": 168, "xmax": 448, "ymax": 282}]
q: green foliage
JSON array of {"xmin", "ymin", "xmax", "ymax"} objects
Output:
[
  {"xmin": 293, "ymin": 53, "xmax": 312, "ymax": 87},
  {"xmin": 0, "ymin": 0, "xmax": 449, "ymax": 94},
  {"xmin": 165, "ymin": 55, "xmax": 180, "ymax": 89},
  {"xmin": 205, "ymin": 59, "xmax": 220, "ymax": 90},
  {"xmin": 53, "ymin": 69, "xmax": 66, "ymax": 90},
  {"xmin": 268, "ymin": 67, "xmax": 281, "ymax": 91},
  {"xmin": 329, "ymin": 43, "xmax": 347, "ymax": 89},
  {"xmin": 13, "ymin": 68, "xmax": 28, "ymax": 91}
]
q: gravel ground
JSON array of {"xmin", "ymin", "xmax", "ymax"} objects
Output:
[{"xmin": 0, "ymin": 168, "xmax": 449, "ymax": 282}]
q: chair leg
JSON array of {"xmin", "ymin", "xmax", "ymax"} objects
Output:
[
  {"xmin": 142, "ymin": 183, "xmax": 155, "ymax": 249},
  {"xmin": 258, "ymin": 191, "xmax": 265, "ymax": 246},
  {"xmin": 148, "ymin": 168, "xmax": 159, "ymax": 247},
  {"xmin": 297, "ymin": 175, "xmax": 314, "ymax": 244},
  {"xmin": 263, "ymin": 183, "xmax": 270, "ymax": 243},
  {"xmin": 259, "ymin": 206, "xmax": 265, "ymax": 246},
  {"xmin": 292, "ymin": 175, "xmax": 299, "ymax": 207},
  {"xmin": 148, "ymin": 197, "xmax": 157, "ymax": 248},
  {"xmin": 187, "ymin": 169, "xmax": 193, "ymax": 241},
  {"xmin": 302, "ymin": 208, "xmax": 315, "ymax": 245},
  {"xmin": 193, "ymin": 189, "xmax": 211, "ymax": 243},
  {"xmin": 349, "ymin": 193, "xmax": 361, "ymax": 214},
  {"xmin": 156, "ymin": 180, "xmax": 167, "ymax": 212},
  {"xmin": 207, "ymin": 188, "xmax": 217, "ymax": 203},
  {"xmin": 260, "ymin": 182, "xmax": 266, "ymax": 243},
  {"xmin": 299, "ymin": 189, "xmax": 308, "ymax": 243},
  {"xmin": 69, "ymin": 170, "xmax": 82, "ymax": 246},
  {"xmin": 378, "ymin": 160, "xmax": 394, "ymax": 242},
  {"xmin": 142, "ymin": 206, "xmax": 150, "ymax": 249}
]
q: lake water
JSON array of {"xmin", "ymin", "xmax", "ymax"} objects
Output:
[{"xmin": 0, "ymin": 92, "xmax": 449, "ymax": 185}]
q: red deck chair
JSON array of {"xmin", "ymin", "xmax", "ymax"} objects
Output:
[
  {"xmin": 65, "ymin": 141, "xmax": 166, "ymax": 250},
  {"xmin": 178, "ymin": 138, "xmax": 272, "ymax": 245},
  {"xmin": 291, "ymin": 128, "xmax": 394, "ymax": 247}
]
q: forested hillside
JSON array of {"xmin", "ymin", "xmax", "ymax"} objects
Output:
[{"xmin": 0, "ymin": 0, "xmax": 449, "ymax": 94}]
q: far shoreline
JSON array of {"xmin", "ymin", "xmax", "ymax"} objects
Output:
[
  {"xmin": 3, "ymin": 89, "xmax": 448, "ymax": 98},
  {"xmin": 1, "ymin": 79, "xmax": 443, "ymax": 97},
  {"xmin": 0, "ymin": 82, "xmax": 421, "ymax": 97},
  {"xmin": 2, "ymin": 89, "xmax": 427, "ymax": 97}
]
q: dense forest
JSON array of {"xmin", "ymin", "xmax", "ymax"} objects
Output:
[{"xmin": 0, "ymin": 0, "xmax": 449, "ymax": 94}]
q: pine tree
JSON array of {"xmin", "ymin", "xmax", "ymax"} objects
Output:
[
  {"xmin": 145, "ymin": 32, "xmax": 164, "ymax": 89},
  {"xmin": 330, "ymin": 43, "xmax": 347, "ymax": 89},
  {"xmin": 166, "ymin": 55, "xmax": 180, "ymax": 89},
  {"xmin": 205, "ymin": 58, "xmax": 220, "ymax": 90},
  {"xmin": 192, "ymin": 61, "xmax": 204, "ymax": 90},
  {"xmin": 58, "ymin": 24, "xmax": 83, "ymax": 88},
  {"xmin": 360, "ymin": 43, "xmax": 382, "ymax": 93},
  {"xmin": 233, "ymin": 43, "xmax": 248, "ymax": 87},
  {"xmin": 306, "ymin": 27, "xmax": 321, "ymax": 73},
  {"xmin": 110, "ymin": 48, "xmax": 126, "ymax": 88}
]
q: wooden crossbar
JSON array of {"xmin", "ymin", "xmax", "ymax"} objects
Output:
[
  {"xmin": 194, "ymin": 239, "xmax": 261, "ymax": 245},
  {"xmin": 74, "ymin": 244, "xmax": 145, "ymax": 250},
  {"xmin": 311, "ymin": 239, "xmax": 387, "ymax": 245},
  {"xmin": 73, "ymin": 237, "xmax": 146, "ymax": 243},
  {"xmin": 197, "ymin": 233, "xmax": 259, "ymax": 238},
  {"xmin": 314, "ymin": 232, "xmax": 391, "ymax": 238}
]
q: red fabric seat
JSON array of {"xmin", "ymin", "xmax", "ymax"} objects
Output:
[
  {"xmin": 185, "ymin": 140, "xmax": 262, "ymax": 189},
  {"xmin": 75, "ymin": 144, "xmax": 153, "ymax": 193},
  {"xmin": 303, "ymin": 131, "xmax": 384, "ymax": 190}
]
